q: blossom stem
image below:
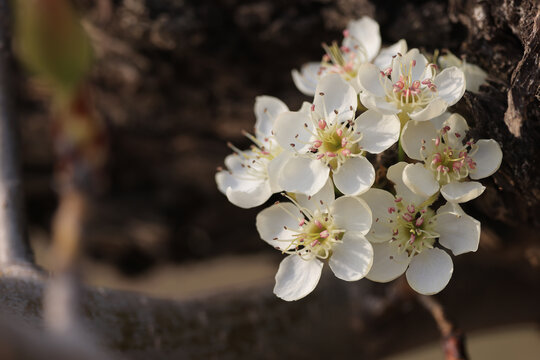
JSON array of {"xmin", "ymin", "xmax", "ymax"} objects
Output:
[
  {"xmin": 398, "ymin": 138, "xmax": 406, "ymax": 162},
  {"xmin": 417, "ymin": 294, "xmax": 469, "ymax": 360}
]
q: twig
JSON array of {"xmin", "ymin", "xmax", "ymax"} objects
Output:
[
  {"xmin": 417, "ymin": 294, "xmax": 469, "ymax": 360},
  {"xmin": 0, "ymin": 0, "xmax": 34, "ymax": 270}
]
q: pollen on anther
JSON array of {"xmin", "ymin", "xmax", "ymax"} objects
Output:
[
  {"xmin": 319, "ymin": 92, "xmax": 325, "ymax": 96},
  {"xmin": 290, "ymin": 143, "xmax": 295, "ymax": 147}
]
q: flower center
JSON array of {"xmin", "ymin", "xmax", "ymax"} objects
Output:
[
  {"xmin": 309, "ymin": 115, "xmax": 363, "ymax": 170},
  {"xmin": 319, "ymin": 34, "xmax": 368, "ymax": 81},
  {"xmin": 281, "ymin": 213, "xmax": 344, "ymax": 260},
  {"xmin": 387, "ymin": 199, "xmax": 438, "ymax": 255},
  {"xmin": 378, "ymin": 56, "xmax": 438, "ymax": 123},
  {"xmin": 421, "ymin": 126, "xmax": 478, "ymax": 185},
  {"xmin": 225, "ymin": 132, "xmax": 280, "ymax": 181}
]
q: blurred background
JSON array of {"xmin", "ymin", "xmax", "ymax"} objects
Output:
[{"xmin": 1, "ymin": 0, "xmax": 539, "ymax": 359}]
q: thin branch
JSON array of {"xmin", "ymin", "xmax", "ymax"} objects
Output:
[
  {"xmin": 0, "ymin": 0, "xmax": 34, "ymax": 269},
  {"xmin": 417, "ymin": 294, "xmax": 469, "ymax": 360}
]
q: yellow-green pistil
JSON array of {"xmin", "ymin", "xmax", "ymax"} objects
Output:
[{"xmin": 387, "ymin": 199, "xmax": 438, "ymax": 256}]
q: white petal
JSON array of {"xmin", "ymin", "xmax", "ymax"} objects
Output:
[
  {"xmin": 333, "ymin": 157, "xmax": 375, "ymax": 195},
  {"xmin": 278, "ymin": 156, "xmax": 329, "ymax": 196},
  {"xmin": 256, "ymin": 202, "xmax": 303, "ymax": 248},
  {"xmin": 387, "ymin": 162, "xmax": 428, "ymax": 206},
  {"xmin": 330, "ymin": 196, "xmax": 372, "ymax": 235},
  {"xmin": 406, "ymin": 248, "xmax": 453, "ymax": 295},
  {"xmin": 403, "ymin": 163, "xmax": 440, "ymax": 197},
  {"xmin": 291, "ymin": 62, "xmax": 322, "ymax": 96},
  {"xmin": 409, "ymin": 98, "xmax": 448, "ymax": 121},
  {"xmin": 298, "ymin": 101, "xmax": 312, "ymax": 113},
  {"xmin": 295, "ymin": 177, "xmax": 335, "ymax": 215},
  {"xmin": 329, "ymin": 232, "xmax": 373, "ymax": 281},
  {"xmin": 217, "ymin": 155, "xmax": 274, "ymax": 208},
  {"xmin": 274, "ymin": 255, "xmax": 323, "ymax": 301},
  {"xmin": 355, "ymin": 110, "xmax": 400, "ymax": 154},
  {"xmin": 226, "ymin": 178, "xmax": 272, "ymax": 208},
  {"xmin": 434, "ymin": 66, "xmax": 466, "ymax": 106},
  {"xmin": 366, "ymin": 242, "xmax": 411, "ymax": 282},
  {"xmin": 469, "ymin": 139, "xmax": 503, "ymax": 180},
  {"xmin": 254, "ymin": 96, "xmax": 289, "ymax": 139},
  {"xmin": 430, "ymin": 111, "xmax": 452, "ymax": 131},
  {"xmin": 462, "ymin": 62, "xmax": 488, "ymax": 93},
  {"xmin": 357, "ymin": 63, "xmax": 387, "ymax": 97},
  {"xmin": 343, "ymin": 17, "xmax": 381, "ymax": 62},
  {"xmin": 313, "ymin": 74, "xmax": 357, "ymax": 122},
  {"xmin": 358, "ymin": 188, "xmax": 395, "ymax": 243},
  {"xmin": 224, "ymin": 153, "xmax": 245, "ymax": 173},
  {"xmin": 400, "ymin": 120, "xmax": 437, "ymax": 160},
  {"xmin": 348, "ymin": 76, "xmax": 363, "ymax": 94},
  {"xmin": 435, "ymin": 205, "xmax": 481, "ymax": 255},
  {"xmin": 373, "ymin": 39, "xmax": 407, "ymax": 70},
  {"xmin": 359, "ymin": 92, "xmax": 400, "ymax": 115},
  {"xmin": 438, "ymin": 52, "xmax": 462, "ymax": 68},
  {"xmin": 437, "ymin": 201, "xmax": 463, "ymax": 216},
  {"xmin": 273, "ymin": 111, "xmax": 314, "ymax": 152},
  {"xmin": 443, "ymin": 113, "xmax": 469, "ymax": 149},
  {"xmin": 440, "ymin": 181, "xmax": 485, "ymax": 203},
  {"xmin": 267, "ymin": 151, "xmax": 290, "ymax": 193}
]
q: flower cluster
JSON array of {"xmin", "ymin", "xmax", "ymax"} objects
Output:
[{"xmin": 216, "ymin": 17, "xmax": 502, "ymax": 300}]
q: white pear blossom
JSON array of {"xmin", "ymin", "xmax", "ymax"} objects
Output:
[
  {"xmin": 292, "ymin": 16, "xmax": 407, "ymax": 95},
  {"xmin": 256, "ymin": 179, "xmax": 373, "ymax": 301},
  {"xmin": 400, "ymin": 113, "xmax": 502, "ymax": 203},
  {"xmin": 216, "ymin": 96, "xmax": 303, "ymax": 208},
  {"xmin": 272, "ymin": 74, "xmax": 400, "ymax": 196},
  {"xmin": 439, "ymin": 51, "xmax": 488, "ymax": 94},
  {"xmin": 357, "ymin": 49, "xmax": 466, "ymax": 125},
  {"xmin": 359, "ymin": 162, "xmax": 481, "ymax": 295}
]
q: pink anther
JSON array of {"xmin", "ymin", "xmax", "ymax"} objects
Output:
[{"xmin": 402, "ymin": 213, "xmax": 413, "ymax": 222}]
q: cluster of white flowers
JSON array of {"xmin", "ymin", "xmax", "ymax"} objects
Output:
[{"xmin": 216, "ymin": 17, "xmax": 502, "ymax": 300}]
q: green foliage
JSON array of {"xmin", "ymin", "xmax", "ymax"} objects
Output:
[{"xmin": 13, "ymin": 0, "xmax": 92, "ymax": 93}]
